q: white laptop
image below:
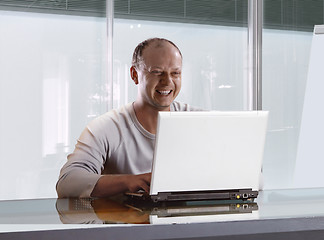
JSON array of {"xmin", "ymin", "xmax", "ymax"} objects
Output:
[{"xmin": 129, "ymin": 111, "xmax": 268, "ymax": 202}]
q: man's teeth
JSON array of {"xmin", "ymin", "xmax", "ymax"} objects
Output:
[{"xmin": 157, "ymin": 90, "xmax": 172, "ymax": 95}]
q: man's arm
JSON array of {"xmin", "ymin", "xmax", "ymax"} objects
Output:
[
  {"xmin": 57, "ymin": 107, "xmax": 154, "ymax": 198},
  {"xmin": 90, "ymin": 173, "xmax": 151, "ymax": 197}
]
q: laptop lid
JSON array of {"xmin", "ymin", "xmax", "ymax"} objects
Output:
[{"xmin": 150, "ymin": 111, "xmax": 268, "ymax": 197}]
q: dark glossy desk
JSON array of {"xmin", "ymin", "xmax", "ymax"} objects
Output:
[{"xmin": 1, "ymin": 188, "xmax": 324, "ymax": 239}]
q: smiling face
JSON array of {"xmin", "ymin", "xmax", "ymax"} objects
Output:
[{"xmin": 131, "ymin": 40, "xmax": 182, "ymax": 111}]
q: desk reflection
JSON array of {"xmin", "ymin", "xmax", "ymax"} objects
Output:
[{"xmin": 56, "ymin": 197, "xmax": 258, "ymax": 224}]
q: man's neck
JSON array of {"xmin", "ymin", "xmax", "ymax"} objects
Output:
[{"xmin": 133, "ymin": 101, "xmax": 170, "ymax": 134}]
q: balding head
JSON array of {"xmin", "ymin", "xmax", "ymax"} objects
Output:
[{"xmin": 132, "ymin": 38, "xmax": 182, "ymax": 70}]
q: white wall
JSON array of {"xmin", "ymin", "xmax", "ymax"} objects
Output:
[{"xmin": 0, "ymin": 11, "xmax": 107, "ymax": 200}]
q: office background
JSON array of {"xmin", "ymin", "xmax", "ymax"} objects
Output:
[{"xmin": 0, "ymin": 0, "xmax": 322, "ymax": 200}]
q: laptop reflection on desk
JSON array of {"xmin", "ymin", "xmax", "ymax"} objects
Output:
[{"xmin": 125, "ymin": 199, "xmax": 259, "ymax": 224}]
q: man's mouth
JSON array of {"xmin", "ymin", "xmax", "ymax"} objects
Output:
[{"xmin": 156, "ymin": 90, "xmax": 172, "ymax": 95}]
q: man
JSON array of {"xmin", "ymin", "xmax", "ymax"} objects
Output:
[{"xmin": 56, "ymin": 38, "xmax": 197, "ymax": 198}]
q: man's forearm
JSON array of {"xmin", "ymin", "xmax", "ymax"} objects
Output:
[{"xmin": 90, "ymin": 173, "xmax": 151, "ymax": 198}]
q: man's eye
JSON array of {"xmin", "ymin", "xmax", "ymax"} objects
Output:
[
  {"xmin": 172, "ymin": 72, "xmax": 181, "ymax": 76},
  {"xmin": 151, "ymin": 71, "xmax": 163, "ymax": 75}
]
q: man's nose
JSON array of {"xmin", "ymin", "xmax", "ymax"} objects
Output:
[{"xmin": 160, "ymin": 72, "xmax": 172, "ymax": 84}]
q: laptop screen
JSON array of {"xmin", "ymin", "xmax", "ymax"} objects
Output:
[{"xmin": 150, "ymin": 111, "xmax": 268, "ymax": 196}]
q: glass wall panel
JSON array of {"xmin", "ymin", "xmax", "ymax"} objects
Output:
[
  {"xmin": 0, "ymin": 10, "xmax": 107, "ymax": 200},
  {"xmin": 262, "ymin": 0, "xmax": 323, "ymax": 189}
]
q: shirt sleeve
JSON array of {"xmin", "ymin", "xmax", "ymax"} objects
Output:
[{"xmin": 56, "ymin": 113, "xmax": 121, "ymax": 198}]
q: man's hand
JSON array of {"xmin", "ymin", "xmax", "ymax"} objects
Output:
[
  {"xmin": 91, "ymin": 172, "xmax": 151, "ymax": 198},
  {"xmin": 126, "ymin": 173, "xmax": 151, "ymax": 193}
]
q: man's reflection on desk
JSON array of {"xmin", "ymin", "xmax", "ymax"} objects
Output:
[
  {"xmin": 56, "ymin": 197, "xmax": 149, "ymax": 224},
  {"xmin": 56, "ymin": 197, "xmax": 259, "ymax": 224}
]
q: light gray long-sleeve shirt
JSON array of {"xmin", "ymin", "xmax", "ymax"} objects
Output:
[{"xmin": 56, "ymin": 101, "xmax": 197, "ymax": 198}]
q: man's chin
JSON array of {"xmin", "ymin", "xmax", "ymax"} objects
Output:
[
  {"xmin": 150, "ymin": 98, "xmax": 173, "ymax": 110},
  {"xmin": 153, "ymin": 102, "xmax": 172, "ymax": 111}
]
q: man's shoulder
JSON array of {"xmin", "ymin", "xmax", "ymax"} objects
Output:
[
  {"xmin": 102, "ymin": 103, "xmax": 132, "ymax": 119},
  {"xmin": 171, "ymin": 101, "xmax": 202, "ymax": 111},
  {"xmin": 88, "ymin": 103, "xmax": 133, "ymax": 130}
]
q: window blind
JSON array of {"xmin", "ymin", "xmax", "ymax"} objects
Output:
[{"xmin": 0, "ymin": 0, "xmax": 323, "ymax": 31}]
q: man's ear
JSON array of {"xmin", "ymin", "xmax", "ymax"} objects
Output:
[{"xmin": 130, "ymin": 66, "xmax": 139, "ymax": 85}]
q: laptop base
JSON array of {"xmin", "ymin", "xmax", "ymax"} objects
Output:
[{"xmin": 126, "ymin": 189, "xmax": 258, "ymax": 203}]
